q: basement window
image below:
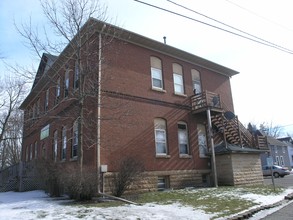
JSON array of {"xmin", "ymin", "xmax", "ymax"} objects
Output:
[{"xmin": 157, "ymin": 176, "xmax": 169, "ymax": 191}]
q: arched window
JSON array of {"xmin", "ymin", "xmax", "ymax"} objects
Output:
[
  {"xmin": 154, "ymin": 118, "xmax": 167, "ymax": 155},
  {"xmin": 173, "ymin": 63, "xmax": 184, "ymax": 94},
  {"xmin": 74, "ymin": 61, "xmax": 79, "ymax": 89},
  {"xmin": 64, "ymin": 68, "xmax": 69, "ymax": 97},
  {"xmin": 56, "ymin": 78, "xmax": 60, "ymax": 104},
  {"xmin": 178, "ymin": 122, "xmax": 189, "ymax": 155},
  {"xmin": 198, "ymin": 124, "xmax": 208, "ymax": 158},
  {"xmin": 34, "ymin": 141, "xmax": 38, "ymax": 159},
  {"xmin": 72, "ymin": 119, "xmax": 79, "ymax": 158},
  {"xmin": 53, "ymin": 130, "xmax": 58, "ymax": 162},
  {"xmin": 62, "ymin": 126, "xmax": 67, "ymax": 160},
  {"xmin": 150, "ymin": 56, "xmax": 163, "ymax": 90},
  {"xmin": 191, "ymin": 69, "xmax": 201, "ymax": 94}
]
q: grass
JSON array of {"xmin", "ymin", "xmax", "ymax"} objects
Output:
[{"xmin": 72, "ymin": 186, "xmax": 284, "ymax": 219}]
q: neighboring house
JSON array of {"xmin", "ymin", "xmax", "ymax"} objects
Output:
[
  {"xmin": 278, "ymin": 137, "xmax": 293, "ymax": 169},
  {"xmin": 260, "ymin": 136, "xmax": 291, "ymax": 169},
  {"xmin": 19, "ymin": 18, "xmax": 267, "ymax": 193}
]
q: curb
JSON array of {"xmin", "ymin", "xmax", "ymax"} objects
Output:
[{"xmin": 226, "ymin": 193, "xmax": 293, "ymax": 220}]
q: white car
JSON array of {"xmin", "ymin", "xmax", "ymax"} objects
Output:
[{"xmin": 262, "ymin": 165, "xmax": 290, "ymax": 178}]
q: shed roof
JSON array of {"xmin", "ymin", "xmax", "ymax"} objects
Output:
[{"xmin": 214, "ymin": 143, "xmax": 266, "ymax": 155}]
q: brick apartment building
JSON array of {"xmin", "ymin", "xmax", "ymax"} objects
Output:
[{"xmin": 19, "ymin": 18, "xmax": 265, "ymax": 193}]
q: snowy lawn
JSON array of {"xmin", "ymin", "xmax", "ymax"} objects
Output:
[{"xmin": 0, "ymin": 186, "xmax": 292, "ymax": 220}]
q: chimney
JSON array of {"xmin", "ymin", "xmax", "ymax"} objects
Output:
[{"xmin": 163, "ymin": 36, "xmax": 166, "ymax": 44}]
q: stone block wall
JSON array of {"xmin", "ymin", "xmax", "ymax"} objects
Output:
[
  {"xmin": 216, "ymin": 153, "xmax": 264, "ymax": 186},
  {"xmin": 103, "ymin": 169, "xmax": 211, "ymax": 195}
]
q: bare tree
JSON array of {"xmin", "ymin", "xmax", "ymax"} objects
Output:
[
  {"xmin": 0, "ymin": 78, "xmax": 26, "ymax": 169},
  {"xmin": 15, "ymin": 0, "xmax": 133, "ymax": 197},
  {"xmin": 259, "ymin": 122, "xmax": 283, "ymax": 138}
]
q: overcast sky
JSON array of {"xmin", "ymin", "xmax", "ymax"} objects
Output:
[{"xmin": 1, "ymin": 0, "xmax": 293, "ymax": 135}]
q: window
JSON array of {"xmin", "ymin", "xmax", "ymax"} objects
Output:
[
  {"xmin": 157, "ymin": 176, "xmax": 169, "ymax": 191},
  {"xmin": 275, "ymin": 156, "xmax": 280, "ymax": 165},
  {"xmin": 29, "ymin": 144, "xmax": 33, "ymax": 160},
  {"xmin": 150, "ymin": 57, "xmax": 163, "ymax": 90},
  {"xmin": 178, "ymin": 122, "xmax": 189, "ymax": 155},
  {"xmin": 44, "ymin": 89, "xmax": 49, "ymax": 112},
  {"xmin": 56, "ymin": 78, "xmax": 60, "ymax": 104},
  {"xmin": 198, "ymin": 124, "xmax": 208, "ymax": 158},
  {"xmin": 74, "ymin": 61, "xmax": 79, "ymax": 89},
  {"xmin": 280, "ymin": 156, "xmax": 284, "ymax": 166},
  {"xmin": 26, "ymin": 146, "xmax": 29, "ymax": 161},
  {"xmin": 64, "ymin": 68, "xmax": 69, "ymax": 97},
  {"xmin": 154, "ymin": 118, "xmax": 167, "ymax": 155},
  {"xmin": 33, "ymin": 103, "xmax": 37, "ymax": 119},
  {"xmin": 72, "ymin": 119, "xmax": 78, "ymax": 158},
  {"xmin": 42, "ymin": 144, "xmax": 46, "ymax": 159},
  {"xmin": 40, "ymin": 124, "xmax": 50, "ymax": 140},
  {"xmin": 36, "ymin": 98, "xmax": 40, "ymax": 116},
  {"xmin": 191, "ymin": 69, "xmax": 201, "ymax": 94},
  {"xmin": 173, "ymin": 63, "xmax": 184, "ymax": 94},
  {"xmin": 62, "ymin": 127, "xmax": 67, "ymax": 160},
  {"xmin": 34, "ymin": 141, "xmax": 38, "ymax": 159},
  {"xmin": 53, "ymin": 130, "xmax": 58, "ymax": 162}
]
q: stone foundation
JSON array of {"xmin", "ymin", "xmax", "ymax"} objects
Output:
[{"xmin": 103, "ymin": 169, "xmax": 211, "ymax": 195}]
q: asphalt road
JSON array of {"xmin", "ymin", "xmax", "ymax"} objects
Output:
[
  {"xmin": 260, "ymin": 174, "xmax": 293, "ymax": 220},
  {"xmin": 263, "ymin": 173, "xmax": 293, "ymax": 188}
]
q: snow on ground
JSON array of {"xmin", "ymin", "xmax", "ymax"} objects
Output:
[
  {"xmin": 0, "ymin": 189, "xmax": 292, "ymax": 220},
  {"xmin": 0, "ymin": 191, "xmax": 213, "ymax": 220}
]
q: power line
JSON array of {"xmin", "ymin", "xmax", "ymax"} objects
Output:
[
  {"xmin": 225, "ymin": 0, "xmax": 293, "ymax": 32},
  {"xmin": 133, "ymin": 0, "xmax": 293, "ymax": 55},
  {"xmin": 166, "ymin": 0, "xmax": 293, "ymax": 54}
]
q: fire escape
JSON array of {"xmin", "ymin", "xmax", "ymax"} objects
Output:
[{"xmin": 191, "ymin": 91, "xmax": 268, "ymax": 150}]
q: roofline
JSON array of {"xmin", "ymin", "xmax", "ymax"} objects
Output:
[
  {"xmin": 90, "ymin": 18, "xmax": 239, "ymax": 77},
  {"xmin": 20, "ymin": 18, "xmax": 239, "ymax": 109}
]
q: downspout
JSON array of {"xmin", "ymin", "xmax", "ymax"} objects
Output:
[
  {"xmin": 97, "ymin": 27, "xmax": 104, "ymax": 194},
  {"xmin": 95, "ymin": 26, "xmax": 138, "ymax": 205}
]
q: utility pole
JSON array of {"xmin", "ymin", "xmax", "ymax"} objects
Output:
[{"xmin": 207, "ymin": 108, "xmax": 218, "ymax": 187}]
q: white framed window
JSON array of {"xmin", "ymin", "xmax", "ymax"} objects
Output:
[
  {"xmin": 173, "ymin": 63, "xmax": 184, "ymax": 94},
  {"xmin": 29, "ymin": 144, "xmax": 33, "ymax": 160},
  {"xmin": 26, "ymin": 146, "xmax": 29, "ymax": 161},
  {"xmin": 191, "ymin": 69, "xmax": 201, "ymax": 94},
  {"xmin": 44, "ymin": 89, "xmax": 49, "ymax": 112},
  {"xmin": 56, "ymin": 78, "xmax": 60, "ymax": 104},
  {"xmin": 74, "ymin": 61, "xmax": 79, "ymax": 89},
  {"xmin": 280, "ymin": 156, "xmax": 284, "ymax": 166},
  {"xmin": 42, "ymin": 144, "xmax": 46, "ymax": 159},
  {"xmin": 62, "ymin": 127, "xmax": 67, "ymax": 160},
  {"xmin": 275, "ymin": 156, "xmax": 280, "ymax": 165},
  {"xmin": 33, "ymin": 103, "xmax": 37, "ymax": 119},
  {"xmin": 150, "ymin": 56, "xmax": 163, "ymax": 90},
  {"xmin": 64, "ymin": 68, "xmax": 69, "ymax": 97},
  {"xmin": 154, "ymin": 118, "xmax": 167, "ymax": 155},
  {"xmin": 53, "ymin": 130, "xmax": 58, "ymax": 162},
  {"xmin": 198, "ymin": 124, "xmax": 208, "ymax": 158},
  {"xmin": 178, "ymin": 122, "xmax": 189, "ymax": 155},
  {"xmin": 34, "ymin": 141, "xmax": 38, "ymax": 159},
  {"xmin": 72, "ymin": 119, "xmax": 78, "ymax": 158},
  {"xmin": 40, "ymin": 124, "xmax": 50, "ymax": 140},
  {"xmin": 36, "ymin": 98, "xmax": 40, "ymax": 116}
]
